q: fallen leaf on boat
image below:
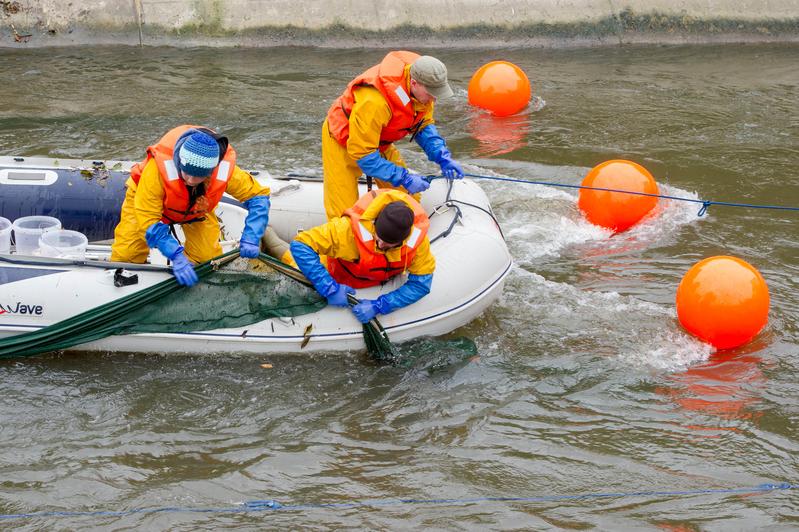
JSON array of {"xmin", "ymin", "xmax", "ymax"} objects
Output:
[{"xmin": 300, "ymin": 323, "xmax": 313, "ymax": 349}]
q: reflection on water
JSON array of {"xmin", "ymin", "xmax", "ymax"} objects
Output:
[
  {"xmin": 468, "ymin": 110, "xmax": 529, "ymax": 157},
  {"xmin": 661, "ymin": 351, "xmax": 766, "ymax": 424},
  {"xmin": 466, "ymin": 96, "xmax": 544, "ymax": 158}
]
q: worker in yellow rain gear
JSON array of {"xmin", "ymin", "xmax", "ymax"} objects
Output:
[
  {"xmin": 111, "ymin": 125, "xmax": 271, "ymax": 286},
  {"xmin": 282, "ymin": 188, "xmax": 435, "ymax": 323},
  {"xmin": 322, "ymin": 51, "xmax": 464, "ymax": 219}
]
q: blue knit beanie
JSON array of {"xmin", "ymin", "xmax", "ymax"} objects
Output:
[{"xmin": 177, "ymin": 132, "xmax": 220, "ymax": 177}]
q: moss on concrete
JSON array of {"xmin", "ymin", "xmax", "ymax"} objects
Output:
[
  {"xmin": 180, "ymin": 0, "xmax": 226, "ymax": 35},
  {"xmin": 149, "ymin": 11, "xmax": 799, "ymax": 42},
  {"xmin": 613, "ymin": 8, "xmax": 799, "ymax": 35}
]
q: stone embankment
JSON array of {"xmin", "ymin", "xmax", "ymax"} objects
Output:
[{"xmin": 2, "ymin": 0, "xmax": 798, "ymax": 47}]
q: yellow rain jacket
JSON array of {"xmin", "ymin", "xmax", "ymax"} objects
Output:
[
  {"xmin": 292, "ymin": 189, "xmax": 435, "ymax": 278},
  {"xmin": 110, "ymin": 158, "xmax": 269, "ymax": 264},
  {"xmin": 322, "ymin": 63, "xmax": 435, "ymax": 219}
]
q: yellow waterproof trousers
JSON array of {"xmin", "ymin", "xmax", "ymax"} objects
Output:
[
  {"xmin": 322, "ymin": 119, "xmax": 409, "ymax": 220},
  {"xmin": 110, "ymin": 187, "xmax": 223, "ymax": 264}
]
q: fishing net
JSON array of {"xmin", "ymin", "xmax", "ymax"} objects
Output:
[
  {"xmin": 125, "ymin": 257, "xmax": 326, "ymax": 333},
  {"xmin": 0, "ymin": 251, "xmax": 397, "ymax": 361}
]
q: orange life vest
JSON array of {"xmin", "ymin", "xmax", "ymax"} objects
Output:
[
  {"xmin": 130, "ymin": 124, "xmax": 236, "ymax": 224},
  {"xmin": 327, "ymin": 189, "xmax": 430, "ymax": 288},
  {"xmin": 326, "ymin": 51, "xmax": 427, "ymax": 152}
]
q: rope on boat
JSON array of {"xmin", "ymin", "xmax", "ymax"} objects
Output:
[{"xmin": 0, "ymin": 482, "xmax": 793, "ymax": 521}]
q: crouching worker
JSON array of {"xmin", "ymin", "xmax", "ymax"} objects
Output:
[
  {"xmin": 289, "ymin": 189, "xmax": 435, "ymax": 323},
  {"xmin": 110, "ymin": 125, "xmax": 271, "ymax": 286}
]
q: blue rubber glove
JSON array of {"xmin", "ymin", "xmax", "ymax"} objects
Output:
[
  {"xmin": 356, "ymin": 151, "xmax": 408, "ymax": 187},
  {"xmin": 241, "ymin": 195, "xmax": 271, "ymax": 245},
  {"xmin": 352, "ymin": 300, "xmax": 380, "ymax": 323},
  {"xmin": 438, "ymin": 153, "xmax": 464, "ymax": 179},
  {"xmin": 415, "ymin": 124, "xmax": 463, "ymax": 178},
  {"xmin": 373, "ymin": 273, "xmax": 433, "ymax": 314},
  {"xmin": 170, "ymin": 250, "xmax": 199, "ymax": 287},
  {"xmin": 145, "ymin": 221, "xmax": 182, "ymax": 260},
  {"xmin": 327, "ymin": 284, "xmax": 356, "ymax": 307},
  {"xmin": 400, "ymin": 172, "xmax": 430, "ymax": 194},
  {"xmin": 239, "ymin": 240, "xmax": 260, "ymax": 258},
  {"xmin": 415, "ymin": 124, "xmax": 447, "ymax": 159},
  {"xmin": 290, "ymin": 240, "xmax": 355, "ymax": 306},
  {"xmin": 290, "ymin": 240, "xmax": 335, "ymax": 295}
]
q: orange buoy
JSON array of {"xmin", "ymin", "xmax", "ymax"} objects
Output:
[
  {"xmin": 467, "ymin": 61, "xmax": 531, "ymax": 117},
  {"xmin": 676, "ymin": 256, "xmax": 770, "ymax": 350},
  {"xmin": 577, "ymin": 159, "xmax": 659, "ymax": 232}
]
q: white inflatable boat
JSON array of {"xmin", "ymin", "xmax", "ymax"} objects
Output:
[{"xmin": 0, "ymin": 156, "xmax": 512, "ymax": 355}]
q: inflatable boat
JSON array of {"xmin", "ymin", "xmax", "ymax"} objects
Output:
[{"xmin": 0, "ymin": 156, "xmax": 512, "ymax": 355}]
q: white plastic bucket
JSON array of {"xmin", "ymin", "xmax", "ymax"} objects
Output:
[
  {"xmin": 39, "ymin": 229, "xmax": 88, "ymax": 260},
  {"xmin": 12, "ymin": 216, "xmax": 61, "ymax": 255},
  {"xmin": 0, "ymin": 217, "xmax": 11, "ymax": 254}
]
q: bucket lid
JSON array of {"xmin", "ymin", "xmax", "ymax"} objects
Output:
[
  {"xmin": 13, "ymin": 216, "xmax": 62, "ymax": 233},
  {"xmin": 39, "ymin": 229, "xmax": 88, "ymax": 248}
]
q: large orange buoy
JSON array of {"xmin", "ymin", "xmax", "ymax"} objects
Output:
[
  {"xmin": 467, "ymin": 61, "xmax": 531, "ymax": 117},
  {"xmin": 676, "ymin": 256, "xmax": 770, "ymax": 350},
  {"xmin": 577, "ymin": 159, "xmax": 659, "ymax": 232}
]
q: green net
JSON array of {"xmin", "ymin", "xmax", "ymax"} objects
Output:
[
  {"xmin": 0, "ymin": 251, "xmax": 397, "ymax": 362},
  {"xmin": 123, "ymin": 260, "xmax": 326, "ymax": 333}
]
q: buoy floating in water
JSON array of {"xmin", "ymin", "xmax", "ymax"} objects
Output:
[
  {"xmin": 467, "ymin": 61, "xmax": 531, "ymax": 117},
  {"xmin": 577, "ymin": 159, "xmax": 659, "ymax": 233},
  {"xmin": 676, "ymin": 256, "xmax": 770, "ymax": 350}
]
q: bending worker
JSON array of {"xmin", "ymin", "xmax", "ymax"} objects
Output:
[
  {"xmin": 323, "ymin": 50, "xmax": 464, "ymax": 219},
  {"xmin": 110, "ymin": 125, "xmax": 271, "ymax": 287},
  {"xmin": 289, "ymin": 189, "xmax": 435, "ymax": 324}
]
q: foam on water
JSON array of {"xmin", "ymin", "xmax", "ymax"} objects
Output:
[
  {"xmin": 502, "ymin": 266, "xmax": 712, "ymax": 371},
  {"xmin": 472, "ymin": 161, "xmax": 706, "ymax": 261},
  {"xmin": 464, "ymin": 161, "xmax": 714, "ymax": 371}
]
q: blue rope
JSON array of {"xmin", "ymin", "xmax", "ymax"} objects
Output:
[
  {"xmin": 429, "ymin": 173, "xmax": 799, "ymax": 217},
  {"xmin": 0, "ymin": 483, "xmax": 794, "ymax": 521}
]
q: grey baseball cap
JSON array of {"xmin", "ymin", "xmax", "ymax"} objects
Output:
[{"xmin": 409, "ymin": 56, "xmax": 454, "ymax": 99}]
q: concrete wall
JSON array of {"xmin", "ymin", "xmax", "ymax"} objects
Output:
[{"xmin": 2, "ymin": 0, "xmax": 799, "ymax": 47}]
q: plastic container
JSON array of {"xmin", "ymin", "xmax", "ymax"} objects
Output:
[
  {"xmin": 39, "ymin": 229, "xmax": 88, "ymax": 260},
  {"xmin": 0, "ymin": 217, "xmax": 11, "ymax": 254},
  {"xmin": 12, "ymin": 216, "xmax": 61, "ymax": 255}
]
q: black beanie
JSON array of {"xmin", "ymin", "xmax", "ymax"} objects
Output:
[{"xmin": 374, "ymin": 201, "xmax": 414, "ymax": 244}]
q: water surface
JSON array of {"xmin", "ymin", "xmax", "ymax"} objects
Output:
[{"xmin": 0, "ymin": 44, "xmax": 797, "ymax": 528}]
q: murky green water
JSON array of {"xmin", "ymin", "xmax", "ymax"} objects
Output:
[{"xmin": 1, "ymin": 44, "xmax": 798, "ymax": 528}]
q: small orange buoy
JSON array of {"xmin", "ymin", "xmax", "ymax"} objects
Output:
[
  {"xmin": 577, "ymin": 159, "xmax": 659, "ymax": 232},
  {"xmin": 676, "ymin": 256, "xmax": 770, "ymax": 350},
  {"xmin": 467, "ymin": 61, "xmax": 531, "ymax": 117}
]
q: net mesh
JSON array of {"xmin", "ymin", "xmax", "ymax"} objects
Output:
[{"xmin": 124, "ymin": 259, "xmax": 326, "ymax": 333}]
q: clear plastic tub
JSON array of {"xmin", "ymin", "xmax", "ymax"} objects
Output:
[
  {"xmin": 0, "ymin": 216, "xmax": 11, "ymax": 254},
  {"xmin": 39, "ymin": 229, "xmax": 88, "ymax": 260},
  {"xmin": 12, "ymin": 216, "xmax": 62, "ymax": 255}
]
